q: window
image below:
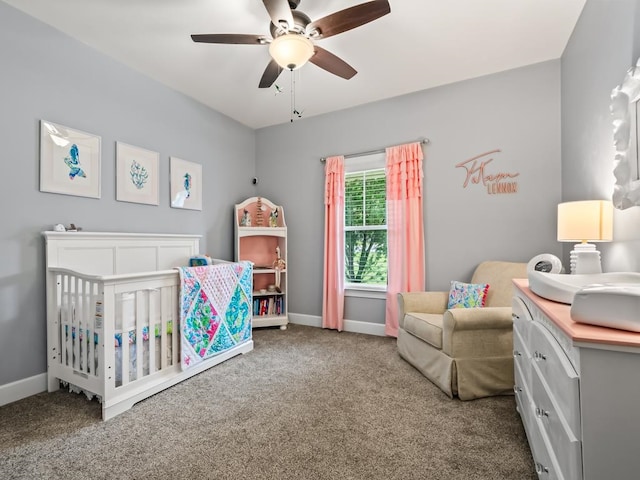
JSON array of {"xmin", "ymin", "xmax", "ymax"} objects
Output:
[{"xmin": 344, "ymin": 154, "xmax": 387, "ymax": 290}]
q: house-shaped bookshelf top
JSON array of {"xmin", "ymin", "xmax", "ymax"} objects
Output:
[{"xmin": 235, "ymin": 196, "xmax": 286, "ymax": 230}]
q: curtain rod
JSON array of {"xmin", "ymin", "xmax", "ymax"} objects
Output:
[{"xmin": 320, "ymin": 138, "xmax": 430, "ymax": 163}]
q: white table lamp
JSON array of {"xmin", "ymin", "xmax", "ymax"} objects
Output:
[{"xmin": 557, "ymin": 200, "xmax": 613, "ymax": 274}]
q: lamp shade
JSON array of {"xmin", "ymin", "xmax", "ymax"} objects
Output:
[
  {"xmin": 269, "ymin": 34, "xmax": 315, "ymax": 70},
  {"xmin": 557, "ymin": 200, "xmax": 613, "ymax": 243}
]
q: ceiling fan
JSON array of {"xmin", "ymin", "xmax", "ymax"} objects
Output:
[{"xmin": 191, "ymin": 0, "xmax": 391, "ymax": 88}]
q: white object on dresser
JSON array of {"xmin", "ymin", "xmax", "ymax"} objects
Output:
[
  {"xmin": 527, "ymin": 270, "xmax": 640, "ymax": 304},
  {"xmin": 571, "ymin": 283, "xmax": 640, "ymax": 332},
  {"xmin": 234, "ymin": 197, "xmax": 288, "ymax": 330},
  {"xmin": 513, "ymin": 279, "xmax": 640, "ymax": 479}
]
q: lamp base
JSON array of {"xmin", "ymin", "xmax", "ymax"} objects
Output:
[{"xmin": 570, "ymin": 243, "xmax": 602, "ymax": 274}]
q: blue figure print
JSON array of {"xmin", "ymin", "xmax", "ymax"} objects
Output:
[
  {"xmin": 64, "ymin": 144, "xmax": 86, "ymax": 180},
  {"xmin": 183, "ymin": 172, "xmax": 192, "ymax": 198}
]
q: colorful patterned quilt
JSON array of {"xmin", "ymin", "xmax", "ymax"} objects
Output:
[{"xmin": 177, "ymin": 262, "xmax": 252, "ymax": 371}]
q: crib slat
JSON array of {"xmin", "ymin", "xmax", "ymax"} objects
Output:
[
  {"xmin": 73, "ymin": 276, "xmax": 81, "ymax": 370},
  {"xmin": 53, "ymin": 274, "xmax": 63, "ymax": 368},
  {"xmin": 63, "ymin": 275, "xmax": 72, "ymax": 368},
  {"xmin": 160, "ymin": 286, "xmax": 169, "ymax": 370},
  {"xmin": 171, "ymin": 284, "xmax": 178, "ymax": 366},
  {"xmin": 148, "ymin": 289, "xmax": 157, "ymax": 375},
  {"xmin": 135, "ymin": 291, "xmax": 144, "ymax": 381},
  {"xmin": 93, "ymin": 283, "xmax": 102, "ymax": 380},
  {"xmin": 67, "ymin": 274, "xmax": 73, "ymax": 368},
  {"xmin": 83, "ymin": 280, "xmax": 90, "ymax": 374},
  {"xmin": 80, "ymin": 279, "xmax": 88, "ymax": 374},
  {"xmin": 88, "ymin": 281, "xmax": 97, "ymax": 377},
  {"xmin": 120, "ymin": 292, "xmax": 130, "ymax": 386},
  {"xmin": 102, "ymin": 282, "xmax": 116, "ymax": 396}
]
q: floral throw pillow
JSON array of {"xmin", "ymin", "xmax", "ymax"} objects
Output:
[{"xmin": 447, "ymin": 281, "xmax": 490, "ymax": 309}]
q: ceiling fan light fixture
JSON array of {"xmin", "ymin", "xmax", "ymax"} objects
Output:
[{"xmin": 269, "ymin": 34, "xmax": 314, "ymax": 70}]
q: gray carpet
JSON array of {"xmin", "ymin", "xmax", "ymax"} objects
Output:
[{"xmin": 0, "ymin": 324, "xmax": 536, "ymax": 480}]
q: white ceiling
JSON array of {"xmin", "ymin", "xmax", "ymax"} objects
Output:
[{"xmin": 4, "ymin": 0, "xmax": 585, "ymax": 129}]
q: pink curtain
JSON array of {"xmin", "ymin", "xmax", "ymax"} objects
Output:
[
  {"xmin": 385, "ymin": 143, "xmax": 425, "ymax": 337},
  {"xmin": 322, "ymin": 156, "xmax": 345, "ymax": 331}
]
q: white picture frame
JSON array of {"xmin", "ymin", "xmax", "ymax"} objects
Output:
[
  {"xmin": 40, "ymin": 120, "xmax": 101, "ymax": 199},
  {"xmin": 170, "ymin": 157, "xmax": 202, "ymax": 211},
  {"xmin": 116, "ymin": 142, "xmax": 159, "ymax": 206}
]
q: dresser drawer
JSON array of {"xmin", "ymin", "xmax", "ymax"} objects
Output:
[
  {"xmin": 512, "ymin": 296, "xmax": 533, "ymax": 346},
  {"xmin": 514, "ymin": 358, "xmax": 533, "ymax": 427},
  {"xmin": 513, "ymin": 326, "xmax": 532, "ymax": 393},
  {"xmin": 526, "ymin": 414, "xmax": 565, "ymax": 480},
  {"xmin": 516, "ymin": 361, "xmax": 564, "ymax": 479},
  {"xmin": 529, "ymin": 321, "xmax": 581, "ymax": 437},
  {"xmin": 531, "ymin": 368, "xmax": 582, "ymax": 480}
]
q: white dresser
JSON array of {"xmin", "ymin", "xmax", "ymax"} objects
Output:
[{"xmin": 512, "ymin": 279, "xmax": 640, "ymax": 480}]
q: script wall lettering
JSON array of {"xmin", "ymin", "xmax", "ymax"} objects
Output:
[{"xmin": 455, "ymin": 149, "xmax": 520, "ymax": 195}]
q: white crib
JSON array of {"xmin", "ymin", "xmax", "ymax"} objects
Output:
[{"xmin": 44, "ymin": 231, "xmax": 254, "ymax": 420}]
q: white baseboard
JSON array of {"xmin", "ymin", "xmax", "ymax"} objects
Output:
[
  {"xmin": 0, "ymin": 373, "xmax": 47, "ymax": 407},
  {"xmin": 288, "ymin": 313, "xmax": 387, "ymax": 337}
]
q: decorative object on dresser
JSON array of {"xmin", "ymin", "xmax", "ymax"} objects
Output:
[
  {"xmin": 526, "ymin": 254, "xmax": 563, "ymax": 275},
  {"xmin": 235, "ymin": 197, "xmax": 288, "ymax": 330},
  {"xmin": 556, "ymin": 200, "xmax": 613, "ymax": 274},
  {"xmin": 397, "ymin": 261, "xmax": 527, "ymax": 400},
  {"xmin": 513, "ymin": 279, "xmax": 640, "ymax": 479}
]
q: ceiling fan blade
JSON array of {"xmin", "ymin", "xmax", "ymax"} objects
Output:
[
  {"xmin": 307, "ymin": 0, "xmax": 391, "ymax": 40},
  {"xmin": 262, "ymin": 0, "xmax": 294, "ymax": 30},
  {"xmin": 191, "ymin": 34, "xmax": 267, "ymax": 45},
  {"xmin": 309, "ymin": 46, "xmax": 357, "ymax": 80},
  {"xmin": 259, "ymin": 59, "xmax": 284, "ymax": 88}
]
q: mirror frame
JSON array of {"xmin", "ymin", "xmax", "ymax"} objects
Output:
[{"xmin": 611, "ymin": 57, "xmax": 640, "ymax": 209}]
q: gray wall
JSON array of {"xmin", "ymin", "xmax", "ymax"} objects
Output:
[
  {"xmin": 1, "ymin": 0, "xmax": 576, "ymax": 392},
  {"xmin": 562, "ymin": 0, "xmax": 640, "ymax": 272},
  {"xmin": 256, "ymin": 60, "xmax": 563, "ymax": 323},
  {"xmin": 0, "ymin": 2, "xmax": 256, "ymax": 386}
]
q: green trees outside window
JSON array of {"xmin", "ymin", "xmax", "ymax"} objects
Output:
[{"xmin": 344, "ymin": 169, "xmax": 387, "ymax": 285}]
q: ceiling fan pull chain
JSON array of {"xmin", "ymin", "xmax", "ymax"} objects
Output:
[
  {"xmin": 290, "ymin": 70, "xmax": 294, "ymax": 123},
  {"xmin": 290, "ymin": 70, "xmax": 303, "ymax": 122}
]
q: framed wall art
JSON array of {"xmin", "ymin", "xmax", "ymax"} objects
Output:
[
  {"xmin": 116, "ymin": 142, "xmax": 159, "ymax": 205},
  {"xmin": 40, "ymin": 120, "xmax": 101, "ymax": 199},
  {"xmin": 170, "ymin": 157, "xmax": 202, "ymax": 211}
]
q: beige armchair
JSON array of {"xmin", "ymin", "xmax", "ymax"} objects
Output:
[{"xmin": 397, "ymin": 261, "xmax": 527, "ymax": 400}]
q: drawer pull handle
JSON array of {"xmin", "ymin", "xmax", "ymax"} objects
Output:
[
  {"xmin": 534, "ymin": 351, "xmax": 547, "ymax": 361},
  {"xmin": 535, "ymin": 407, "xmax": 549, "ymax": 418},
  {"xmin": 535, "ymin": 462, "xmax": 549, "ymax": 475},
  {"xmin": 513, "ymin": 350, "xmax": 522, "ymax": 358}
]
